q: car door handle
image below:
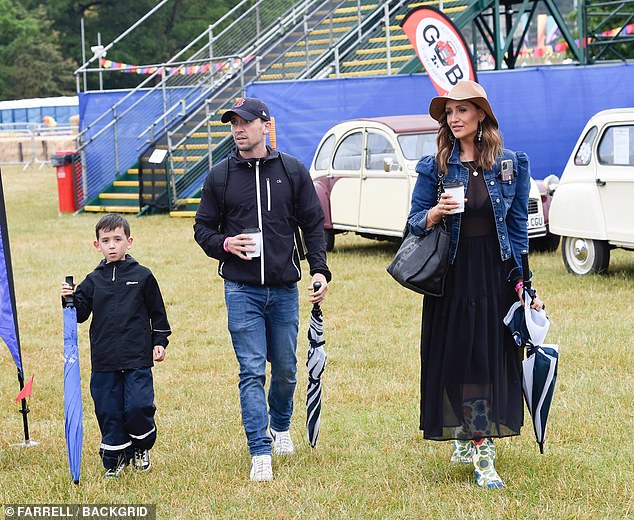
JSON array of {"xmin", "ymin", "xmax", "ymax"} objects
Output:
[{"xmin": 596, "ymin": 178, "xmax": 606, "ymax": 187}]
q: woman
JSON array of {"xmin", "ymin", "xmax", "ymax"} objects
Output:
[{"xmin": 408, "ymin": 80, "xmax": 544, "ymax": 489}]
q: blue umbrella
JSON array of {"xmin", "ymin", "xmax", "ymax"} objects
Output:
[
  {"xmin": 63, "ymin": 276, "xmax": 83, "ymax": 484},
  {"xmin": 306, "ymin": 283, "xmax": 327, "ymax": 448}
]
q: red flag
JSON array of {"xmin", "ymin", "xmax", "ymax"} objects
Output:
[{"xmin": 15, "ymin": 373, "xmax": 34, "ymax": 402}]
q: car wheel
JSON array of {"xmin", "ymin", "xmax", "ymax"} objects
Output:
[
  {"xmin": 324, "ymin": 228, "xmax": 335, "ymax": 252},
  {"xmin": 531, "ymin": 232, "xmax": 560, "ymax": 253},
  {"xmin": 561, "ymin": 236, "xmax": 610, "ymax": 275}
]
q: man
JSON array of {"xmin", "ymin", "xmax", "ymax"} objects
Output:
[{"xmin": 193, "ymin": 97, "xmax": 331, "ymax": 481}]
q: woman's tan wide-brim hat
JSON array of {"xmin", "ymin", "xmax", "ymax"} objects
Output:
[{"xmin": 429, "ymin": 80, "xmax": 498, "ymax": 128}]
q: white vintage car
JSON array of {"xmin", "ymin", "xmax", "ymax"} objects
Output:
[
  {"xmin": 310, "ymin": 115, "xmax": 551, "ymax": 251},
  {"xmin": 548, "ymin": 108, "xmax": 634, "ymax": 275}
]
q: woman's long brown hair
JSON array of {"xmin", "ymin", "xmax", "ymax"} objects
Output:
[{"xmin": 435, "ymin": 103, "xmax": 503, "ymax": 174}]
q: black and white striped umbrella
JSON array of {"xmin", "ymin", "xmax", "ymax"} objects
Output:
[{"xmin": 306, "ymin": 301, "xmax": 327, "ymax": 448}]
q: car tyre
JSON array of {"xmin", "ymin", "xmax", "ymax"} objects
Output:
[
  {"xmin": 324, "ymin": 228, "xmax": 335, "ymax": 252},
  {"xmin": 561, "ymin": 236, "xmax": 610, "ymax": 275}
]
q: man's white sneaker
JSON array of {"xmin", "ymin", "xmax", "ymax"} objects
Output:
[
  {"xmin": 250, "ymin": 454, "xmax": 273, "ymax": 481},
  {"xmin": 270, "ymin": 428, "xmax": 295, "ymax": 456}
]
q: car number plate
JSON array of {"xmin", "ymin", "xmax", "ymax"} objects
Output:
[{"xmin": 529, "ymin": 215, "xmax": 544, "ymax": 228}]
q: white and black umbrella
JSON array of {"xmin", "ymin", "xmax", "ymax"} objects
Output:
[
  {"xmin": 522, "ymin": 343, "xmax": 559, "ymax": 454},
  {"xmin": 503, "ymin": 251, "xmax": 559, "ymax": 453},
  {"xmin": 306, "ymin": 282, "xmax": 327, "ymax": 448}
]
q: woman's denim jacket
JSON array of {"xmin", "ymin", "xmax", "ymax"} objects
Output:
[{"xmin": 408, "ymin": 141, "xmax": 530, "ymax": 282}]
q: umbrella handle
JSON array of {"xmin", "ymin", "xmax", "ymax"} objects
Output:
[
  {"xmin": 521, "ymin": 250, "xmax": 531, "ymax": 290},
  {"xmin": 312, "ymin": 281, "xmax": 322, "ymax": 312},
  {"xmin": 63, "ymin": 275, "xmax": 75, "ymax": 309}
]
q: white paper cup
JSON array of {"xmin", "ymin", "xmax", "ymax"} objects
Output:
[
  {"xmin": 443, "ymin": 182, "xmax": 465, "ymax": 213},
  {"xmin": 242, "ymin": 228, "xmax": 262, "ymax": 258}
]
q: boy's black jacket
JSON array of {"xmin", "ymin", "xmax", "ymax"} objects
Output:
[
  {"xmin": 193, "ymin": 148, "xmax": 331, "ymax": 285},
  {"xmin": 73, "ymin": 255, "xmax": 171, "ymax": 371}
]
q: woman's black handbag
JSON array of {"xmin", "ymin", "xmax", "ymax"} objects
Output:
[
  {"xmin": 386, "ymin": 172, "xmax": 450, "ymax": 297},
  {"xmin": 386, "ymin": 225, "xmax": 450, "ymax": 296}
]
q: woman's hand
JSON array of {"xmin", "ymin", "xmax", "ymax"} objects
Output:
[
  {"xmin": 427, "ymin": 193, "xmax": 466, "ymax": 226},
  {"xmin": 516, "ymin": 286, "xmax": 545, "ymax": 311}
]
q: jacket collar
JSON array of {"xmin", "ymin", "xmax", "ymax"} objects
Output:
[
  {"xmin": 229, "ymin": 145, "xmax": 280, "ymax": 168},
  {"xmin": 447, "ymin": 139, "xmax": 462, "ymax": 165},
  {"xmin": 95, "ymin": 254, "xmax": 137, "ymax": 270}
]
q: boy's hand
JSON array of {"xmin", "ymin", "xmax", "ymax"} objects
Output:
[
  {"xmin": 61, "ymin": 282, "xmax": 74, "ymax": 297},
  {"xmin": 153, "ymin": 345, "xmax": 166, "ymax": 362}
]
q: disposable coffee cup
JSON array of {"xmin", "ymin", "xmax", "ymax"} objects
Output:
[
  {"xmin": 242, "ymin": 227, "xmax": 262, "ymax": 258},
  {"xmin": 443, "ymin": 181, "xmax": 465, "ymax": 214}
]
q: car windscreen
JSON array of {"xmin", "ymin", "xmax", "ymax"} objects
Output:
[{"xmin": 397, "ymin": 133, "xmax": 437, "ymax": 160}]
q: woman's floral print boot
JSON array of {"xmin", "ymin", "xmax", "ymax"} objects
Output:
[
  {"xmin": 472, "ymin": 438, "xmax": 504, "ymax": 489},
  {"xmin": 451, "ymin": 440, "xmax": 475, "ymax": 463}
]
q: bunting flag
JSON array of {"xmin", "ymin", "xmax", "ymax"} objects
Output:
[
  {"xmin": 400, "ymin": 7, "xmax": 477, "ymax": 95},
  {"xmin": 99, "ymin": 55, "xmax": 255, "ymax": 76},
  {"xmin": 15, "ymin": 373, "xmax": 33, "ymax": 402},
  {"xmin": 0, "ymin": 170, "xmax": 23, "ymax": 377}
]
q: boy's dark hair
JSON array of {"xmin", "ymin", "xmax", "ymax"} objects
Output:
[{"xmin": 95, "ymin": 214, "xmax": 131, "ymax": 239}]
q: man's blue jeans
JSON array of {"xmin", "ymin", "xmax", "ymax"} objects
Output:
[{"xmin": 224, "ymin": 280, "xmax": 299, "ymax": 456}]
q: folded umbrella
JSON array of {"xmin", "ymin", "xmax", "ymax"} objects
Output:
[
  {"xmin": 503, "ymin": 252, "xmax": 558, "ymax": 453},
  {"xmin": 503, "ymin": 294, "xmax": 550, "ymax": 348},
  {"xmin": 63, "ymin": 276, "xmax": 83, "ymax": 484},
  {"xmin": 306, "ymin": 282, "xmax": 327, "ymax": 448},
  {"xmin": 522, "ymin": 344, "xmax": 559, "ymax": 454}
]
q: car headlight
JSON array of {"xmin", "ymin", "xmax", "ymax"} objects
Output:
[{"xmin": 543, "ymin": 174, "xmax": 560, "ymax": 195}]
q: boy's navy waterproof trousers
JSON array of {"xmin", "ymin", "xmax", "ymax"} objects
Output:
[{"xmin": 90, "ymin": 367, "xmax": 157, "ymax": 469}]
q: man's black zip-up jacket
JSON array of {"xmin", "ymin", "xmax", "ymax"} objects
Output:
[
  {"xmin": 72, "ymin": 255, "xmax": 171, "ymax": 372},
  {"xmin": 193, "ymin": 148, "xmax": 331, "ymax": 285}
]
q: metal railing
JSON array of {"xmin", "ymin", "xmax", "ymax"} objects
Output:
[{"xmin": 0, "ymin": 123, "xmax": 77, "ymax": 169}]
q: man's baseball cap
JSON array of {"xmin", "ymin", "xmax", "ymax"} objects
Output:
[{"xmin": 221, "ymin": 97, "xmax": 271, "ymax": 123}]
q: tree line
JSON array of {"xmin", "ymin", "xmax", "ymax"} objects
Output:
[{"xmin": 0, "ymin": 0, "xmax": 236, "ymax": 100}]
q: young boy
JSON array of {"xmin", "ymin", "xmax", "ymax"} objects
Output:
[{"xmin": 61, "ymin": 214, "xmax": 171, "ymax": 478}]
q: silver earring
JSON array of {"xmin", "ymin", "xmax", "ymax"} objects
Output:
[{"xmin": 477, "ymin": 122, "xmax": 483, "ymax": 142}]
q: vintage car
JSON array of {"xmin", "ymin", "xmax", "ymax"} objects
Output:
[
  {"xmin": 310, "ymin": 115, "xmax": 553, "ymax": 251},
  {"xmin": 548, "ymin": 108, "xmax": 634, "ymax": 275}
]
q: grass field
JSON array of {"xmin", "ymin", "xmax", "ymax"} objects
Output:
[{"xmin": 0, "ymin": 165, "xmax": 633, "ymax": 519}]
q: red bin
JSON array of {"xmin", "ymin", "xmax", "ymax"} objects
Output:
[{"xmin": 51, "ymin": 151, "xmax": 81, "ymax": 213}]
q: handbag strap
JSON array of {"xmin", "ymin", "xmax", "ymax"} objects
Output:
[
  {"xmin": 436, "ymin": 171, "xmax": 444, "ymax": 203},
  {"xmin": 436, "ymin": 170, "xmax": 447, "ymax": 229}
]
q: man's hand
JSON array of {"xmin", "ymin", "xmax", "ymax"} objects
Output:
[
  {"xmin": 225, "ymin": 234, "xmax": 257, "ymax": 260},
  {"xmin": 308, "ymin": 273, "xmax": 328, "ymax": 305},
  {"xmin": 153, "ymin": 345, "xmax": 166, "ymax": 362}
]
